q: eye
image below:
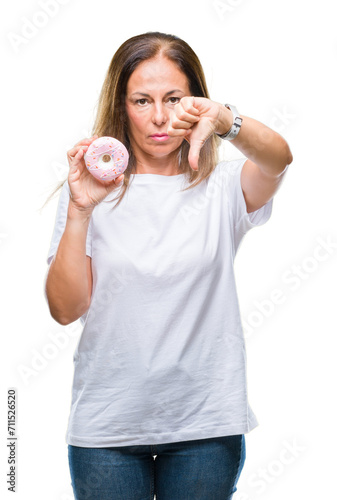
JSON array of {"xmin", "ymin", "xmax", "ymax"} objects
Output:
[
  {"xmin": 135, "ymin": 97, "xmax": 181, "ymax": 106},
  {"xmin": 169, "ymin": 97, "xmax": 180, "ymax": 104},
  {"xmin": 135, "ymin": 98, "xmax": 148, "ymax": 106}
]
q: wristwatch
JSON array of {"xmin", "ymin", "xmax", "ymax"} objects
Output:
[{"xmin": 217, "ymin": 103, "xmax": 243, "ymax": 140}]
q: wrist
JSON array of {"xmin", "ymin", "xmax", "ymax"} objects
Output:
[
  {"xmin": 215, "ymin": 103, "xmax": 232, "ymax": 136},
  {"xmin": 216, "ymin": 103, "xmax": 243, "ymax": 140},
  {"xmin": 67, "ymin": 199, "xmax": 93, "ymax": 223}
]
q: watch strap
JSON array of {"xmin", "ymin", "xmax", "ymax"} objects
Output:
[{"xmin": 217, "ymin": 103, "xmax": 243, "ymax": 140}]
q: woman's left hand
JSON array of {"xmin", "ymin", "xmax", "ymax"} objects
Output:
[{"xmin": 167, "ymin": 96, "xmax": 227, "ymax": 171}]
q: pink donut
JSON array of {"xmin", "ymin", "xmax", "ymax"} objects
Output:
[{"xmin": 84, "ymin": 136, "xmax": 129, "ymax": 181}]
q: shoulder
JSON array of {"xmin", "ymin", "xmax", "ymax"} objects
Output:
[{"xmin": 210, "ymin": 157, "xmax": 247, "ymax": 187}]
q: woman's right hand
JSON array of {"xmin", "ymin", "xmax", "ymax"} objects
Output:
[{"xmin": 66, "ymin": 135, "xmax": 125, "ymax": 212}]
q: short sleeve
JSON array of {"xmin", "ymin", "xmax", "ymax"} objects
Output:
[
  {"xmin": 46, "ymin": 181, "xmax": 92, "ymax": 266},
  {"xmin": 221, "ymin": 158, "xmax": 273, "ymax": 251}
]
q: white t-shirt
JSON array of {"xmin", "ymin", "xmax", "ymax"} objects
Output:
[{"xmin": 46, "ymin": 157, "xmax": 273, "ymax": 447}]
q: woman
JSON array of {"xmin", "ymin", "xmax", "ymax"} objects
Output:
[{"xmin": 45, "ymin": 32, "xmax": 292, "ymax": 500}]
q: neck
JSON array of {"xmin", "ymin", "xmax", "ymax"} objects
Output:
[{"xmin": 132, "ymin": 146, "xmax": 182, "ymax": 176}]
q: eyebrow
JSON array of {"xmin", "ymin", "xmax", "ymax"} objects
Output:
[{"xmin": 130, "ymin": 89, "xmax": 185, "ymax": 97}]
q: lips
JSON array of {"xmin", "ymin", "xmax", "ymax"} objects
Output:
[{"xmin": 150, "ymin": 133, "xmax": 170, "ymax": 142}]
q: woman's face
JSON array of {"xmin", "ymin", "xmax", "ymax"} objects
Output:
[{"xmin": 125, "ymin": 55, "xmax": 191, "ymax": 162}]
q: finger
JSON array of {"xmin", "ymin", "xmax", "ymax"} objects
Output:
[
  {"xmin": 68, "ymin": 150, "xmax": 83, "ymax": 182},
  {"xmin": 183, "ymin": 129, "xmax": 192, "ymax": 144},
  {"xmin": 68, "ymin": 134, "xmax": 98, "ymax": 159},
  {"xmin": 168, "ymin": 120, "xmax": 197, "ymax": 138},
  {"xmin": 175, "ymin": 105, "xmax": 200, "ymax": 122},
  {"xmin": 114, "ymin": 174, "xmax": 124, "ymax": 185},
  {"xmin": 75, "ymin": 147, "xmax": 84, "ymax": 159},
  {"xmin": 170, "ymin": 114, "xmax": 200, "ymax": 130},
  {"xmin": 95, "ymin": 173, "xmax": 124, "ymax": 189},
  {"xmin": 73, "ymin": 135, "xmax": 99, "ymax": 148},
  {"xmin": 180, "ymin": 96, "xmax": 200, "ymax": 116},
  {"xmin": 168, "ymin": 126, "xmax": 192, "ymax": 137},
  {"xmin": 68, "ymin": 147, "xmax": 83, "ymax": 170},
  {"xmin": 67, "ymin": 144, "xmax": 89, "ymax": 161},
  {"xmin": 170, "ymin": 119, "xmax": 199, "ymax": 131},
  {"xmin": 68, "ymin": 147, "xmax": 89, "ymax": 178},
  {"xmin": 187, "ymin": 140, "xmax": 203, "ymax": 171},
  {"xmin": 175, "ymin": 102, "xmax": 200, "ymax": 121}
]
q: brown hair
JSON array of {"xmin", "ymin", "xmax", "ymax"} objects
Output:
[{"xmin": 43, "ymin": 31, "xmax": 222, "ymax": 209}]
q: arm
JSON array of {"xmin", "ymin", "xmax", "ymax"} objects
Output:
[
  {"xmin": 45, "ymin": 136, "xmax": 124, "ymax": 325},
  {"xmin": 45, "ymin": 201, "xmax": 93, "ymax": 325},
  {"xmin": 216, "ymin": 107, "xmax": 294, "ymax": 213},
  {"xmin": 168, "ymin": 96, "xmax": 293, "ymax": 211}
]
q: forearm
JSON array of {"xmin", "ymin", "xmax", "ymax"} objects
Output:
[
  {"xmin": 45, "ymin": 201, "xmax": 93, "ymax": 325},
  {"xmin": 216, "ymin": 105, "xmax": 293, "ymax": 177}
]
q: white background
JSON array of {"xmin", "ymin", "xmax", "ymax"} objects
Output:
[{"xmin": 1, "ymin": 0, "xmax": 336, "ymax": 498}]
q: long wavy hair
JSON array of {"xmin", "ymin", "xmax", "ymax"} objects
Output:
[{"xmin": 43, "ymin": 32, "xmax": 222, "ymax": 209}]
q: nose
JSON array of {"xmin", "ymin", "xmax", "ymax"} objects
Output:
[{"xmin": 152, "ymin": 101, "xmax": 168, "ymax": 126}]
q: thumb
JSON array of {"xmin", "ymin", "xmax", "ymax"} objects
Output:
[
  {"xmin": 115, "ymin": 174, "xmax": 124, "ymax": 186},
  {"xmin": 100, "ymin": 174, "xmax": 124, "ymax": 192},
  {"xmin": 188, "ymin": 139, "xmax": 202, "ymax": 171}
]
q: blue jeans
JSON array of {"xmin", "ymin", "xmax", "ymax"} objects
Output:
[{"xmin": 68, "ymin": 434, "xmax": 246, "ymax": 499}]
